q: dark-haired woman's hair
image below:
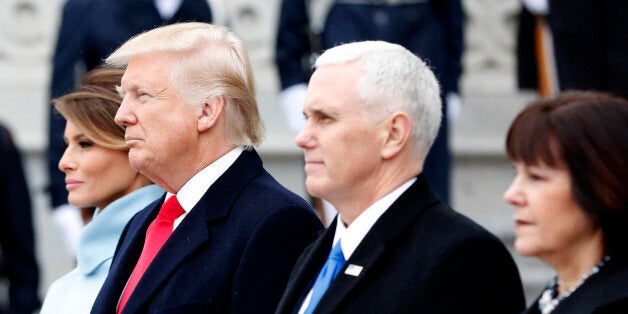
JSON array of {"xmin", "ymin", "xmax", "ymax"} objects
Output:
[{"xmin": 506, "ymin": 91, "xmax": 628, "ymax": 260}]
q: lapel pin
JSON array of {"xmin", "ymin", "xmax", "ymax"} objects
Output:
[{"xmin": 344, "ymin": 264, "xmax": 363, "ymax": 277}]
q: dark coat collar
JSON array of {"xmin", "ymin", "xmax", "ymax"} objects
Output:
[
  {"xmin": 278, "ymin": 174, "xmax": 439, "ymax": 313},
  {"xmin": 525, "ymin": 259, "xmax": 628, "ymax": 314},
  {"xmin": 103, "ymin": 149, "xmax": 264, "ymax": 313}
]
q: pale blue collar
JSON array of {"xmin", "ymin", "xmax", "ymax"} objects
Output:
[{"xmin": 76, "ymin": 184, "xmax": 164, "ymax": 275}]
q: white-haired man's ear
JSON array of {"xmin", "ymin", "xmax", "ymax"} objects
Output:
[{"xmin": 380, "ymin": 112, "xmax": 412, "ymax": 160}]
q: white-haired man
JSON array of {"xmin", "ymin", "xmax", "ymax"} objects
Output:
[
  {"xmin": 91, "ymin": 22, "xmax": 322, "ymax": 314},
  {"xmin": 275, "ymin": 41, "xmax": 525, "ymax": 314}
]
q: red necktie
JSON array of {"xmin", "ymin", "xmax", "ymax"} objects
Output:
[{"xmin": 117, "ymin": 195, "xmax": 185, "ymax": 313}]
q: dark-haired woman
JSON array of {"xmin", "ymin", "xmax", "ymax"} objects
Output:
[{"xmin": 504, "ymin": 91, "xmax": 628, "ymax": 314}]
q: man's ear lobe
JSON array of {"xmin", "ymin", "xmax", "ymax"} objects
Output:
[
  {"xmin": 381, "ymin": 112, "xmax": 412, "ymax": 159},
  {"xmin": 198, "ymin": 97, "xmax": 226, "ymax": 132}
]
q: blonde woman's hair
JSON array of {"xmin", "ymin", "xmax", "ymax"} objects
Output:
[{"xmin": 53, "ymin": 67, "xmax": 126, "ymax": 150}]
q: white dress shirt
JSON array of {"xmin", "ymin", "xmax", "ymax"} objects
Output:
[
  {"xmin": 298, "ymin": 177, "xmax": 417, "ymax": 313},
  {"xmin": 167, "ymin": 146, "xmax": 243, "ymax": 230},
  {"xmin": 114, "ymin": 148, "xmax": 243, "ymax": 309}
]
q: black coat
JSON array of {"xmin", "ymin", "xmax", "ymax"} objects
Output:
[
  {"xmin": 275, "ymin": 175, "xmax": 525, "ymax": 314},
  {"xmin": 91, "ymin": 150, "xmax": 322, "ymax": 314},
  {"xmin": 0, "ymin": 124, "xmax": 40, "ymax": 313},
  {"xmin": 524, "ymin": 259, "xmax": 628, "ymax": 314}
]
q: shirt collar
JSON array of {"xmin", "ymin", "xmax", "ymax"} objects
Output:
[
  {"xmin": 333, "ymin": 177, "xmax": 416, "ymax": 259},
  {"xmin": 166, "ymin": 147, "xmax": 244, "ymax": 213}
]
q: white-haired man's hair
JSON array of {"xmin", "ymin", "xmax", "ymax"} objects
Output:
[
  {"xmin": 315, "ymin": 41, "xmax": 442, "ymax": 160},
  {"xmin": 107, "ymin": 22, "xmax": 265, "ymax": 147}
]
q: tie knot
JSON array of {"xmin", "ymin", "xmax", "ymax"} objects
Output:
[
  {"xmin": 329, "ymin": 241, "xmax": 345, "ymax": 263},
  {"xmin": 158, "ymin": 195, "xmax": 185, "ymax": 221}
]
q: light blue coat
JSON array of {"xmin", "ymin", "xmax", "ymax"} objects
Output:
[{"xmin": 40, "ymin": 184, "xmax": 163, "ymax": 314}]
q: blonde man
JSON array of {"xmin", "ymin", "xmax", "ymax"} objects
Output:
[{"xmin": 92, "ymin": 23, "xmax": 322, "ymax": 314}]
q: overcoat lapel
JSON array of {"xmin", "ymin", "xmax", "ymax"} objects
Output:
[
  {"xmin": 315, "ymin": 235, "xmax": 387, "ymax": 313},
  {"xmin": 279, "ymin": 223, "xmax": 336, "ymax": 313},
  {"xmin": 525, "ymin": 260, "xmax": 628, "ymax": 314},
  {"xmin": 316, "ymin": 176, "xmax": 439, "ymax": 313},
  {"xmin": 120, "ymin": 149, "xmax": 265, "ymax": 313},
  {"xmin": 120, "ymin": 198, "xmax": 212, "ymax": 313},
  {"xmin": 97, "ymin": 196, "xmax": 163, "ymax": 312}
]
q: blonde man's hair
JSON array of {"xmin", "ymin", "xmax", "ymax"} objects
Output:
[{"xmin": 106, "ymin": 22, "xmax": 265, "ymax": 147}]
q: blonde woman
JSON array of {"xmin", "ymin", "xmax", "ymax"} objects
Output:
[{"xmin": 40, "ymin": 67, "xmax": 163, "ymax": 314}]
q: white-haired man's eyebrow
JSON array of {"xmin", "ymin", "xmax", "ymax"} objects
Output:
[{"xmin": 307, "ymin": 104, "xmax": 341, "ymax": 119}]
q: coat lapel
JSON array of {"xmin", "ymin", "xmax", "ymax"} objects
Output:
[
  {"xmin": 120, "ymin": 200, "xmax": 212, "ymax": 313},
  {"xmin": 315, "ymin": 236, "xmax": 387, "ymax": 313},
  {"xmin": 546, "ymin": 260, "xmax": 628, "ymax": 313},
  {"xmin": 276, "ymin": 223, "xmax": 335, "ymax": 314},
  {"xmin": 316, "ymin": 175, "xmax": 439, "ymax": 313},
  {"xmin": 121, "ymin": 149, "xmax": 265, "ymax": 313},
  {"xmin": 96, "ymin": 196, "xmax": 163, "ymax": 312}
]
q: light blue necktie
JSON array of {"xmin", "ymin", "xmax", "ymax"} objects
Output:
[{"xmin": 304, "ymin": 241, "xmax": 346, "ymax": 314}]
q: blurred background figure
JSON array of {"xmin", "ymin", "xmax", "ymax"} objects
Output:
[
  {"xmin": 40, "ymin": 67, "xmax": 163, "ymax": 314},
  {"xmin": 504, "ymin": 91, "xmax": 628, "ymax": 313},
  {"xmin": 0, "ymin": 123, "xmax": 40, "ymax": 314},
  {"xmin": 47, "ymin": 0, "xmax": 226, "ymax": 255},
  {"xmin": 275, "ymin": 0, "xmax": 464, "ymax": 222},
  {"xmin": 517, "ymin": 0, "xmax": 628, "ymax": 99}
]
